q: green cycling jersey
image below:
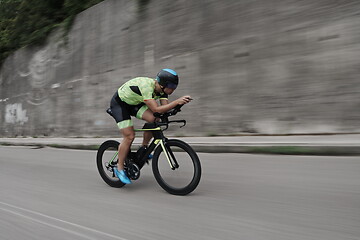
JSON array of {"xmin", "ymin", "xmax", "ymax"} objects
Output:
[{"xmin": 118, "ymin": 77, "xmax": 168, "ymax": 105}]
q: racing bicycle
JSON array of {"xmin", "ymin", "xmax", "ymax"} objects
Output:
[{"xmin": 96, "ymin": 104, "xmax": 201, "ymax": 195}]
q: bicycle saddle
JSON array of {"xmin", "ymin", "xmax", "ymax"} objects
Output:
[{"xmin": 106, "ymin": 108, "xmax": 114, "ymax": 117}]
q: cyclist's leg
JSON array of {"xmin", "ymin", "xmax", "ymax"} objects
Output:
[
  {"xmin": 110, "ymin": 93, "xmax": 134, "ymax": 170},
  {"xmin": 118, "ymin": 126, "xmax": 135, "ymax": 170},
  {"xmin": 138, "ymin": 108, "xmax": 156, "ymax": 146}
]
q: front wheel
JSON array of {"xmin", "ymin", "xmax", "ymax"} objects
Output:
[{"xmin": 152, "ymin": 139, "xmax": 201, "ymax": 195}]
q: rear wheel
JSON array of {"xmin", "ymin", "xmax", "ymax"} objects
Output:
[
  {"xmin": 152, "ymin": 139, "xmax": 201, "ymax": 195},
  {"xmin": 96, "ymin": 140, "xmax": 125, "ymax": 188}
]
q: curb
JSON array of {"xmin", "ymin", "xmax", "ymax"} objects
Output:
[
  {"xmin": 192, "ymin": 145, "xmax": 360, "ymax": 156},
  {"xmin": 1, "ymin": 141, "xmax": 360, "ymax": 156}
]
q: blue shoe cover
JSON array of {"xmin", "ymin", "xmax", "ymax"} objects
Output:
[{"xmin": 114, "ymin": 168, "xmax": 132, "ymax": 184}]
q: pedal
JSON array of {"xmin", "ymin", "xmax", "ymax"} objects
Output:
[{"xmin": 105, "ymin": 162, "xmax": 113, "ymax": 171}]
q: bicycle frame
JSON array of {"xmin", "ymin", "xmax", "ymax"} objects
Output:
[
  {"xmin": 135, "ymin": 126, "xmax": 179, "ymax": 170},
  {"xmin": 108, "ymin": 125, "xmax": 179, "ymax": 170},
  {"xmin": 106, "ymin": 104, "xmax": 185, "ymax": 170}
]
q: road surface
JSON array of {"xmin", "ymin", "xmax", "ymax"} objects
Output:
[{"xmin": 1, "ymin": 146, "xmax": 359, "ymax": 240}]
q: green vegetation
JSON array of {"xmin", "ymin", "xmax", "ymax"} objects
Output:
[{"xmin": 0, "ymin": 0, "xmax": 104, "ymax": 66}]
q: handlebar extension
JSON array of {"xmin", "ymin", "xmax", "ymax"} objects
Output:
[
  {"xmin": 151, "ymin": 104, "xmax": 186, "ymax": 130},
  {"xmin": 153, "ymin": 104, "xmax": 183, "ymax": 120}
]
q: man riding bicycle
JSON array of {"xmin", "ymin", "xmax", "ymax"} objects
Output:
[{"xmin": 109, "ymin": 69, "xmax": 192, "ymax": 184}]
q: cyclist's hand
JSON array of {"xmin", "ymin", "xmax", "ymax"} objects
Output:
[{"xmin": 177, "ymin": 96, "xmax": 193, "ymax": 105}]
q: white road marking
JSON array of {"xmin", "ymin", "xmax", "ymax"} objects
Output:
[{"xmin": 0, "ymin": 201, "xmax": 128, "ymax": 240}]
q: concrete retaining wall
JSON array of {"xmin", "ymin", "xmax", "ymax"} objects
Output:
[{"xmin": 1, "ymin": 0, "xmax": 360, "ymax": 137}]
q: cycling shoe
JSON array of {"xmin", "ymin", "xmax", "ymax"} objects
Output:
[{"xmin": 113, "ymin": 168, "xmax": 132, "ymax": 184}]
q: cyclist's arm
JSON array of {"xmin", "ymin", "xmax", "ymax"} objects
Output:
[
  {"xmin": 160, "ymin": 99, "xmax": 168, "ymax": 105},
  {"xmin": 145, "ymin": 96, "xmax": 192, "ymax": 113},
  {"xmin": 144, "ymin": 99, "xmax": 179, "ymax": 113}
]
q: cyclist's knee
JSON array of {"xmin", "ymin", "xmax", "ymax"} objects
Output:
[
  {"xmin": 121, "ymin": 128, "xmax": 135, "ymax": 143},
  {"xmin": 124, "ymin": 133, "xmax": 135, "ymax": 142},
  {"xmin": 146, "ymin": 116, "xmax": 156, "ymax": 123},
  {"xmin": 142, "ymin": 110, "xmax": 156, "ymax": 123}
]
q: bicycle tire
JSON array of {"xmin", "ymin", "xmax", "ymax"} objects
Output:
[
  {"xmin": 152, "ymin": 139, "xmax": 201, "ymax": 195},
  {"xmin": 96, "ymin": 140, "xmax": 125, "ymax": 188}
]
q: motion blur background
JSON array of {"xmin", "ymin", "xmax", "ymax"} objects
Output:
[{"xmin": 1, "ymin": 0, "xmax": 360, "ymax": 137}]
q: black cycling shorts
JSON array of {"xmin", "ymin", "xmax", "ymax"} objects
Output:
[{"xmin": 110, "ymin": 92, "xmax": 148, "ymax": 129}]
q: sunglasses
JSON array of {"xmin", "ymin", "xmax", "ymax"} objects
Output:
[{"xmin": 166, "ymin": 82, "xmax": 178, "ymax": 89}]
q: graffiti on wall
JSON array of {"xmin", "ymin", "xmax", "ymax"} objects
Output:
[
  {"xmin": 5, "ymin": 103, "xmax": 29, "ymax": 125},
  {"xmin": 19, "ymin": 42, "xmax": 66, "ymax": 105}
]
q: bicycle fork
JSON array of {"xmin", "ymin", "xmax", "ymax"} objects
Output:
[{"xmin": 155, "ymin": 139, "xmax": 179, "ymax": 170}]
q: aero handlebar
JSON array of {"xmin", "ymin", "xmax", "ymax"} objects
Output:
[{"xmin": 153, "ymin": 104, "xmax": 186, "ymax": 129}]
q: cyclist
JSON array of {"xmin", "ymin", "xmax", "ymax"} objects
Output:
[{"xmin": 109, "ymin": 69, "xmax": 192, "ymax": 184}]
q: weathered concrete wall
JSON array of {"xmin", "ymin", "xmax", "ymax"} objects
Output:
[{"xmin": 1, "ymin": 0, "xmax": 360, "ymax": 137}]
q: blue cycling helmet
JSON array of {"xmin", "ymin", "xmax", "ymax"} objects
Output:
[{"xmin": 156, "ymin": 69, "xmax": 179, "ymax": 89}]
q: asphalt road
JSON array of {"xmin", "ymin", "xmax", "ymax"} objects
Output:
[{"xmin": 1, "ymin": 146, "xmax": 359, "ymax": 240}]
